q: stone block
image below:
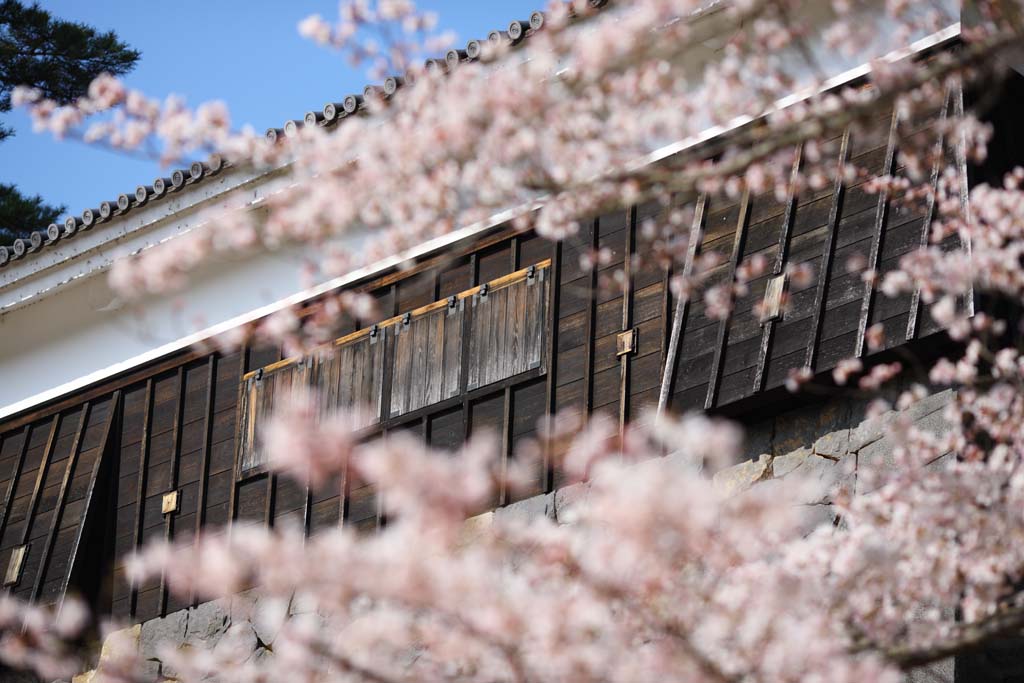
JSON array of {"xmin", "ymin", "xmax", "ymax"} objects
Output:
[
  {"xmin": 252, "ymin": 595, "xmax": 290, "ymax": 646},
  {"xmin": 664, "ymin": 447, "xmax": 704, "ymax": 474},
  {"xmin": 849, "ymin": 410, "xmax": 896, "ymax": 453},
  {"xmin": 772, "ymin": 447, "xmax": 812, "ymax": 478},
  {"xmin": 494, "ymin": 492, "xmax": 555, "ymax": 523},
  {"xmin": 712, "ymin": 453, "xmax": 771, "ymax": 495},
  {"xmin": 813, "ymin": 429, "xmax": 850, "ymax": 458},
  {"xmin": 905, "ymin": 388, "xmax": 953, "ymax": 423},
  {"xmin": 213, "ymin": 622, "xmax": 260, "ymax": 664},
  {"xmin": 186, "ymin": 599, "xmax": 230, "ymax": 646},
  {"xmin": 460, "ymin": 511, "xmax": 493, "ymax": 546},
  {"xmin": 554, "ymin": 482, "xmax": 589, "ymax": 524},
  {"xmin": 913, "ymin": 408, "xmax": 951, "ymax": 438},
  {"xmin": 140, "ymin": 609, "xmax": 188, "ymax": 677}
]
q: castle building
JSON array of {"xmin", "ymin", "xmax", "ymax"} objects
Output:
[{"xmin": 0, "ymin": 2, "xmax": 1014, "ymax": 680}]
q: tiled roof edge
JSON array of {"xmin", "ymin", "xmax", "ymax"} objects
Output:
[{"xmin": 0, "ymin": 0, "xmax": 609, "ymax": 270}]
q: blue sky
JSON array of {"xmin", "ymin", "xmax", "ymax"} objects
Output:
[{"xmin": 1, "ymin": 0, "xmax": 539, "ymax": 221}]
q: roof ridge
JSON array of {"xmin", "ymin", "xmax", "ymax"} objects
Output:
[{"xmin": 0, "ymin": 0, "xmax": 609, "ymax": 270}]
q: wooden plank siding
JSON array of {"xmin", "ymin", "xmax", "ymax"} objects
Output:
[{"xmin": 0, "ymin": 101, "xmax": 964, "ymax": 625}]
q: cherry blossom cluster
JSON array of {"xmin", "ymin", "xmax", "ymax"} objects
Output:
[{"xmin": 5, "ymin": 0, "xmax": 1024, "ymax": 681}]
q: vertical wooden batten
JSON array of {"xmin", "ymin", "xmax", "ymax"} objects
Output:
[
  {"xmin": 227, "ymin": 345, "xmax": 249, "ymax": 532},
  {"xmin": 192, "ymin": 356, "xmax": 217, "ymax": 606},
  {"xmin": 60, "ymin": 391, "xmax": 121, "ymax": 611},
  {"xmin": 805, "ymin": 128, "xmax": 852, "ymax": 371},
  {"xmin": 0, "ymin": 427, "xmax": 31, "ymax": 547},
  {"xmin": 855, "ymin": 109, "xmax": 902, "ymax": 357},
  {"xmin": 8, "ymin": 414, "xmax": 61, "ymax": 594},
  {"xmin": 705, "ymin": 190, "xmax": 751, "ymax": 410},
  {"xmin": 618, "ymin": 208, "xmax": 637, "ymax": 434},
  {"xmin": 129, "ymin": 380, "xmax": 154, "ymax": 619},
  {"xmin": 30, "ymin": 402, "xmax": 91, "ymax": 603},
  {"xmin": 753, "ymin": 148, "xmax": 803, "ymax": 392},
  {"xmin": 158, "ymin": 368, "xmax": 186, "ymax": 616},
  {"xmin": 542, "ymin": 240, "xmax": 561, "ymax": 492},
  {"xmin": 582, "ymin": 219, "xmax": 599, "ymax": 415},
  {"xmin": 954, "ymin": 86, "xmax": 976, "ymax": 319},
  {"xmin": 658, "ymin": 194, "xmax": 707, "ymax": 415},
  {"xmin": 906, "ymin": 91, "xmax": 950, "ymax": 341},
  {"xmin": 499, "ymin": 238, "xmax": 520, "ymax": 505}
]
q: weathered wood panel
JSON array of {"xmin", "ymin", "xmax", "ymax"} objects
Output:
[
  {"xmin": 390, "ymin": 304, "xmax": 462, "ymax": 417},
  {"xmin": 467, "ymin": 269, "xmax": 548, "ymax": 392},
  {"xmin": 236, "ymin": 360, "xmax": 311, "ymax": 476},
  {"xmin": 316, "ymin": 334, "xmax": 386, "ymax": 427}
]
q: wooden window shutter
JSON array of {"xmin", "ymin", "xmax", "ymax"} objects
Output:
[
  {"xmin": 467, "ymin": 264, "xmax": 548, "ymax": 391},
  {"xmin": 236, "ymin": 359, "xmax": 311, "ymax": 476},
  {"xmin": 389, "ymin": 302, "xmax": 464, "ymax": 417},
  {"xmin": 313, "ymin": 332, "xmax": 386, "ymax": 428}
]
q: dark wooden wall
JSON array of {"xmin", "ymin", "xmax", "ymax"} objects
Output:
[{"xmin": 0, "ymin": 100, "xmax": 961, "ymax": 625}]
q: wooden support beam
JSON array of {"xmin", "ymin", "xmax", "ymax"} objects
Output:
[
  {"xmin": 227, "ymin": 346, "xmax": 249, "ymax": 533},
  {"xmin": 906, "ymin": 91, "xmax": 950, "ymax": 341},
  {"xmin": 705, "ymin": 190, "xmax": 752, "ymax": 410},
  {"xmin": 7, "ymin": 413, "xmax": 62, "ymax": 594},
  {"xmin": 855, "ymin": 109, "xmax": 902, "ymax": 357},
  {"xmin": 542, "ymin": 239, "xmax": 561, "ymax": 492},
  {"xmin": 0, "ymin": 426, "xmax": 32, "ymax": 547},
  {"xmin": 954, "ymin": 86, "xmax": 976, "ymax": 319},
  {"xmin": 753, "ymin": 148, "xmax": 803, "ymax": 392},
  {"xmin": 619, "ymin": 208, "xmax": 637, "ymax": 435},
  {"xmin": 657, "ymin": 195, "xmax": 707, "ymax": 415},
  {"xmin": 459, "ymin": 255, "xmax": 478, "ymax": 446},
  {"xmin": 499, "ymin": 238, "xmax": 520, "ymax": 505},
  {"xmin": 192, "ymin": 356, "xmax": 217, "ymax": 607},
  {"xmin": 30, "ymin": 402, "xmax": 91, "ymax": 603},
  {"xmin": 129, "ymin": 379, "xmax": 154, "ymax": 619},
  {"xmin": 159, "ymin": 368, "xmax": 186, "ymax": 616},
  {"xmin": 805, "ymin": 128, "xmax": 852, "ymax": 371},
  {"xmin": 582, "ymin": 219, "xmax": 599, "ymax": 415},
  {"xmin": 60, "ymin": 391, "xmax": 121, "ymax": 611}
]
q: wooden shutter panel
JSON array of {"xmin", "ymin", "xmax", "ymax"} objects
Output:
[
  {"xmin": 314, "ymin": 333, "xmax": 386, "ymax": 428},
  {"xmin": 467, "ymin": 265, "xmax": 548, "ymax": 391},
  {"xmin": 236, "ymin": 360, "xmax": 310, "ymax": 476},
  {"xmin": 389, "ymin": 303, "xmax": 464, "ymax": 417}
]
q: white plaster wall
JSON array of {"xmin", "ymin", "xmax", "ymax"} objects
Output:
[{"xmin": 0, "ymin": 4, "xmax": 960, "ymax": 420}]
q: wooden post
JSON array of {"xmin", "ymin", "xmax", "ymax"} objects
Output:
[
  {"xmin": 61, "ymin": 391, "xmax": 121, "ymax": 611},
  {"xmin": 192, "ymin": 356, "xmax": 217, "ymax": 607},
  {"xmin": 657, "ymin": 195, "xmax": 707, "ymax": 415},
  {"xmin": 129, "ymin": 380, "xmax": 154, "ymax": 619},
  {"xmin": 705, "ymin": 190, "xmax": 751, "ymax": 410},
  {"xmin": 159, "ymin": 368, "xmax": 186, "ymax": 616},
  {"xmin": 855, "ymin": 109, "xmax": 902, "ymax": 358},
  {"xmin": 582, "ymin": 220, "xmax": 598, "ymax": 415},
  {"xmin": 752, "ymin": 148, "xmax": 803, "ymax": 392},
  {"xmin": 0, "ymin": 427, "xmax": 31, "ymax": 547},
  {"xmin": 805, "ymin": 128, "xmax": 852, "ymax": 371},
  {"xmin": 7, "ymin": 414, "xmax": 62, "ymax": 595},
  {"xmin": 499, "ymin": 238, "xmax": 520, "ymax": 505},
  {"xmin": 907, "ymin": 91, "xmax": 950, "ymax": 341},
  {"xmin": 227, "ymin": 346, "xmax": 249, "ymax": 532},
  {"xmin": 31, "ymin": 403, "xmax": 91, "ymax": 603},
  {"xmin": 542, "ymin": 239, "xmax": 561, "ymax": 492},
  {"xmin": 619, "ymin": 208, "xmax": 636, "ymax": 435}
]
